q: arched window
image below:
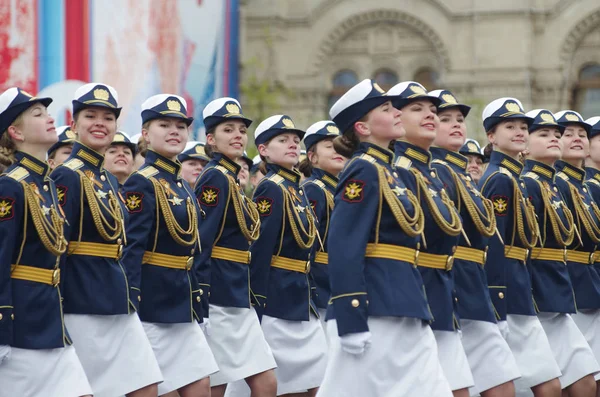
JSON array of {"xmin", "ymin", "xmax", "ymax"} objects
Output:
[
  {"xmin": 413, "ymin": 67, "xmax": 440, "ymax": 91},
  {"xmin": 573, "ymin": 64, "xmax": 600, "ymax": 118},
  {"xmin": 327, "ymin": 70, "xmax": 359, "ymax": 114},
  {"xmin": 373, "ymin": 69, "xmax": 399, "ymax": 91}
]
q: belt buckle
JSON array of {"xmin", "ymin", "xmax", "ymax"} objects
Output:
[
  {"xmin": 247, "ymin": 251, "xmax": 252, "ymax": 264},
  {"xmin": 445, "ymin": 256, "xmax": 454, "ymax": 271},
  {"xmin": 117, "ymin": 244, "xmax": 123, "ymax": 260},
  {"xmin": 305, "ymin": 261, "xmax": 311, "ymax": 274},
  {"xmin": 186, "ymin": 256, "xmax": 194, "ymax": 271},
  {"xmin": 482, "ymin": 247, "xmax": 489, "ymax": 265},
  {"xmin": 523, "ymin": 249, "xmax": 530, "ymax": 263},
  {"xmin": 590, "ymin": 252, "xmax": 596, "ymax": 265},
  {"xmin": 563, "ymin": 248, "xmax": 568, "ymax": 263},
  {"xmin": 52, "ymin": 268, "xmax": 60, "ymax": 286},
  {"xmin": 414, "ymin": 249, "xmax": 420, "ymax": 267}
]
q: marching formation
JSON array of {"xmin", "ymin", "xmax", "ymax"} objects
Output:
[{"xmin": 2, "ymin": 78, "xmax": 600, "ymax": 397}]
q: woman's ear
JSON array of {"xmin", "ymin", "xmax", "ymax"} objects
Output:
[
  {"xmin": 258, "ymin": 143, "xmax": 268, "ymax": 157},
  {"xmin": 206, "ymin": 133, "xmax": 216, "ymax": 146},
  {"xmin": 353, "ymin": 120, "xmax": 370, "ymax": 137},
  {"xmin": 6, "ymin": 125, "xmax": 24, "ymax": 143}
]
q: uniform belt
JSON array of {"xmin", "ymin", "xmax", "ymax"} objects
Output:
[
  {"xmin": 68, "ymin": 241, "xmax": 123, "ymax": 259},
  {"xmin": 454, "ymin": 246, "xmax": 487, "ymax": 265},
  {"xmin": 417, "ymin": 252, "xmax": 454, "ymax": 271},
  {"xmin": 271, "ymin": 256, "xmax": 310, "ymax": 274},
  {"xmin": 531, "ymin": 247, "xmax": 567, "ymax": 262},
  {"xmin": 211, "ymin": 246, "xmax": 251, "ymax": 264},
  {"xmin": 314, "ymin": 252, "xmax": 328, "ymax": 265},
  {"xmin": 504, "ymin": 246, "xmax": 529, "ymax": 262},
  {"xmin": 11, "ymin": 264, "xmax": 60, "ymax": 286},
  {"xmin": 142, "ymin": 251, "xmax": 194, "ymax": 270},
  {"xmin": 568, "ymin": 250, "xmax": 597, "ymax": 265},
  {"xmin": 364, "ymin": 243, "xmax": 418, "ymax": 265}
]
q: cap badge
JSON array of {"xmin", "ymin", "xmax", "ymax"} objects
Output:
[
  {"xmin": 282, "ymin": 118, "xmax": 295, "ymax": 128},
  {"xmin": 326, "ymin": 124, "xmax": 340, "ymax": 134},
  {"xmin": 226, "ymin": 103, "xmax": 240, "ymax": 115},
  {"xmin": 167, "ymin": 100, "xmax": 181, "ymax": 112},
  {"xmin": 93, "ymin": 88, "xmax": 109, "ymax": 101}
]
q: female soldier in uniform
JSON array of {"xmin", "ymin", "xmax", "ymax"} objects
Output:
[
  {"xmin": 0, "ymin": 87, "xmax": 92, "ymax": 397},
  {"xmin": 316, "ymin": 79, "xmax": 452, "ymax": 397},
  {"xmin": 428, "ymin": 89, "xmax": 520, "ymax": 397},
  {"xmin": 51, "ymin": 83, "xmax": 163, "ymax": 397},
  {"xmin": 104, "ymin": 131, "xmax": 136, "ymax": 187},
  {"xmin": 479, "ymin": 97, "xmax": 561, "ymax": 397}
]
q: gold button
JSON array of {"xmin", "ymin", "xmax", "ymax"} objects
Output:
[
  {"xmin": 299, "ymin": 190, "xmax": 303, "ymax": 196},
  {"xmin": 10, "ymin": 314, "xmax": 14, "ymax": 320},
  {"xmin": 451, "ymin": 246, "xmax": 457, "ymax": 254},
  {"xmin": 393, "ymin": 172, "xmax": 398, "ymax": 178},
  {"xmin": 177, "ymin": 182, "xmax": 183, "ymax": 188},
  {"xmin": 196, "ymin": 296, "xmax": 201, "ymax": 302},
  {"xmin": 117, "ymin": 238, "xmax": 122, "ymax": 245},
  {"xmin": 520, "ymin": 182, "xmax": 525, "ymax": 188},
  {"xmin": 583, "ymin": 187, "xmax": 588, "ymax": 193},
  {"xmin": 43, "ymin": 185, "xmax": 49, "ymax": 191},
  {"xmin": 351, "ymin": 299, "xmax": 360, "ymax": 308},
  {"xmin": 430, "ymin": 171, "xmax": 436, "ymax": 178},
  {"xmin": 208, "ymin": 291, "xmax": 211, "ymax": 297},
  {"xmin": 138, "ymin": 295, "xmax": 141, "ymax": 302},
  {"xmin": 199, "ymin": 289, "xmax": 204, "ymax": 296},
  {"xmin": 499, "ymin": 292, "xmax": 505, "ymax": 299},
  {"xmin": 455, "ymin": 297, "xmax": 458, "ymax": 303},
  {"xmin": 0, "ymin": 313, "xmax": 3, "ymax": 320},
  {"xmin": 100, "ymin": 175, "xmax": 106, "ymax": 181},
  {"xmin": 553, "ymin": 187, "xmax": 558, "ymax": 192}
]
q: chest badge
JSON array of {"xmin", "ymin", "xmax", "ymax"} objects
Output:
[{"xmin": 160, "ymin": 179, "xmax": 183, "ymax": 206}]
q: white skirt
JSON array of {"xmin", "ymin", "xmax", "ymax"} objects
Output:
[
  {"xmin": 0, "ymin": 345, "xmax": 92, "ymax": 397},
  {"xmin": 433, "ymin": 329, "xmax": 475, "ymax": 391},
  {"xmin": 317, "ymin": 317, "xmax": 453, "ymax": 397},
  {"xmin": 538, "ymin": 312, "xmax": 600, "ymax": 388},
  {"xmin": 461, "ymin": 319, "xmax": 520, "ymax": 395},
  {"xmin": 571, "ymin": 309, "xmax": 600, "ymax": 381},
  {"xmin": 205, "ymin": 305, "xmax": 276, "ymax": 386},
  {"xmin": 318, "ymin": 308, "xmax": 329, "ymax": 345},
  {"xmin": 506, "ymin": 314, "xmax": 562, "ymax": 390},
  {"xmin": 65, "ymin": 313, "xmax": 163, "ymax": 397},
  {"xmin": 143, "ymin": 320, "xmax": 219, "ymax": 394}
]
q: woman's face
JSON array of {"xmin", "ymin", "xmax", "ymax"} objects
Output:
[
  {"xmin": 258, "ymin": 133, "xmax": 301, "ymax": 170},
  {"xmin": 207, "ymin": 120, "xmax": 248, "ymax": 159},
  {"xmin": 400, "ymin": 99, "xmax": 439, "ymax": 150},
  {"xmin": 434, "ymin": 108, "xmax": 466, "ymax": 151},
  {"xmin": 560, "ymin": 124, "xmax": 589, "ymax": 164},
  {"xmin": 11, "ymin": 103, "xmax": 57, "ymax": 148},
  {"xmin": 588, "ymin": 134, "xmax": 600, "ymax": 165},
  {"xmin": 466, "ymin": 155, "xmax": 484, "ymax": 183},
  {"xmin": 104, "ymin": 144, "xmax": 134, "ymax": 182},
  {"xmin": 359, "ymin": 100, "xmax": 404, "ymax": 142},
  {"xmin": 309, "ymin": 138, "xmax": 347, "ymax": 176},
  {"xmin": 528, "ymin": 128, "xmax": 562, "ymax": 164},
  {"xmin": 73, "ymin": 106, "xmax": 117, "ymax": 153},
  {"xmin": 143, "ymin": 118, "xmax": 189, "ymax": 160},
  {"xmin": 488, "ymin": 119, "xmax": 529, "ymax": 158},
  {"xmin": 180, "ymin": 158, "xmax": 208, "ymax": 187},
  {"xmin": 235, "ymin": 158, "xmax": 250, "ymax": 189}
]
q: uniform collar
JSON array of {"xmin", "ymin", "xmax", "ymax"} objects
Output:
[
  {"xmin": 211, "ymin": 152, "xmax": 241, "ymax": 175},
  {"xmin": 266, "ymin": 163, "xmax": 301, "ymax": 184},
  {"xmin": 70, "ymin": 141, "xmax": 104, "ymax": 169},
  {"xmin": 523, "ymin": 159, "xmax": 555, "ymax": 182},
  {"xmin": 555, "ymin": 160, "xmax": 585, "ymax": 182},
  {"xmin": 357, "ymin": 142, "xmax": 394, "ymax": 165},
  {"xmin": 311, "ymin": 168, "xmax": 338, "ymax": 189},
  {"xmin": 145, "ymin": 149, "xmax": 181, "ymax": 177},
  {"xmin": 585, "ymin": 167, "xmax": 600, "ymax": 183},
  {"xmin": 394, "ymin": 141, "xmax": 431, "ymax": 171},
  {"xmin": 489, "ymin": 150, "xmax": 523, "ymax": 177},
  {"xmin": 14, "ymin": 151, "xmax": 50, "ymax": 177},
  {"xmin": 430, "ymin": 146, "xmax": 467, "ymax": 171}
]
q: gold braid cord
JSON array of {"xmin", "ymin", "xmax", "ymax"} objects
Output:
[
  {"xmin": 77, "ymin": 170, "xmax": 122, "ymax": 242},
  {"xmin": 377, "ymin": 166, "xmax": 424, "ymax": 237},
  {"xmin": 150, "ymin": 178, "xmax": 198, "ymax": 247},
  {"xmin": 513, "ymin": 180, "xmax": 538, "ymax": 249},
  {"xmin": 281, "ymin": 186, "xmax": 316, "ymax": 249},
  {"xmin": 448, "ymin": 167, "xmax": 496, "ymax": 237},
  {"xmin": 21, "ymin": 182, "xmax": 67, "ymax": 256},
  {"xmin": 569, "ymin": 184, "xmax": 600, "ymax": 243},
  {"xmin": 225, "ymin": 173, "xmax": 260, "ymax": 241},
  {"xmin": 537, "ymin": 181, "xmax": 575, "ymax": 247},
  {"xmin": 410, "ymin": 169, "xmax": 461, "ymax": 237}
]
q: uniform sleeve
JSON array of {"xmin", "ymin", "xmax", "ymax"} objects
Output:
[
  {"xmin": 0, "ymin": 179, "xmax": 22, "ymax": 345},
  {"xmin": 328, "ymin": 162, "xmax": 378, "ymax": 336},
  {"xmin": 121, "ymin": 173, "xmax": 156, "ymax": 310},
  {"xmin": 480, "ymin": 173, "xmax": 512, "ymax": 320},
  {"xmin": 194, "ymin": 169, "xmax": 230, "ymax": 310},
  {"xmin": 50, "ymin": 166, "xmax": 80, "ymax": 243},
  {"xmin": 249, "ymin": 180, "xmax": 283, "ymax": 319},
  {"xmin": 303, "ymin": 183, "xmax": 326, "ymax": 298},
  {"xmin": 431, "ymin": 163, "xmax": 458, "ymax": 203}
]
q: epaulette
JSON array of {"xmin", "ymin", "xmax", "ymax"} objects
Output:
[
  {"xmin": 498, "ymin": 167, "xmax": 512, "ymax": 176},
  {"xmin": 523, "ymin": 172, "xmax": 539, "ymax": 180},
  {"xmin": 138, "ymin": 166, "xmax": 159, "ymax": 179},
  {"xmin": 557, "ymin": 172, "xmax": 569, "ymax": 181},
  {"xmin": 5, "ymin": 166, "xmax": 29, "ymax": 182},
  {"xmin": 394, "ymin": 156, "xmax": 412, "ymax": 169},
  {"xmin": 268, "ymin": 174, "xmax": 285, "ymax": 185},
  {"xmin": 215, "ymin": 165, "xmax": 230, "ymax": 175},
  {"xmin": 63, "ymin": 158, "xmax": 84, "ymax": 171},
  {"xmin": 431, "ymin": 159, "xmax": 447, "ymax": 166},
  {"xmin": 587, "ymin": 179, "xmax": 600, "ymax": 187},
  {"xmin": 358, "ymin": 153, "xmax": 377, "ymax": 164}
]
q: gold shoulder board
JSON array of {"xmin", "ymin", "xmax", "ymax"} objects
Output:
[
  {"xmin": 6, "ymin": 166, "xmax": 29, "ymax": 182},
  {"xmin": 557, "ymin": 172, "xmax": 569, "ymax": 181},
  {"xmin": 63, "ymin": 158, "xmax": 84, "ymax": 171},
  {"xmin": 587, "ymin": 179, "xmax": 600, "ymax": 186},
  {"xmin": 359, "ymin": 153, "xmax": 377, "ymax": 164},
  {"xmin": 138, "ymin": 166, "xmax": 159, "ymax": 179},
  {"xmin": 215, "ymin": 165, "xmax": 230, "ymax": 175},
  {"xmin": 523, "ymin": 172, "xmax": 538, "ymax": 180},
  {"xmin": 394, "ymin": 156, "xmax": 412, "ymax": 169},
  {"xmin": 268, "ymin": 174, "xmax": 285, "ymax": 185},
  {"xmin": 498, "ymin": 167, "xmax": 512, "ymax": 176},
  {"xmin": 431, "ymin": 159, "xmax": 447, "ymax": 165}
]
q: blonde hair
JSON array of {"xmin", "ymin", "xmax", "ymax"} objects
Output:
[{"xmin": 0, "ymin": 112, "xmax": 26, "ymax": 171}]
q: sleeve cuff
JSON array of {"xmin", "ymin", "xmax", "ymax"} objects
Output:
[
  {"xmin": 488, "ymin": 286, "xmax": 507, "ymax": 321},
  {"xmin": 331, "ymin": 293, "xmax": 369, "ymax": 336}
]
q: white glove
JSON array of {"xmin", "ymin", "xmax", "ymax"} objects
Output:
[
  {"xmin": 200, "ymin": 318, "xmax": 210, "ymax": 336},
  {"xmin": 497, "ymin": 320, "xmax": 509, "ymax": 340},
  {"xmin": 0, "ymin": 345, "xmax": 10, "ymax": 365},
  {"xmin": 340, "ymin": 331, "xmax": 372, "ymax": 355}
]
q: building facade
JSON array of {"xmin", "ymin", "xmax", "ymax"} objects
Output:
[{"xmin": 240, "ymin": 0, "xmax": 600, "ymax": 141}]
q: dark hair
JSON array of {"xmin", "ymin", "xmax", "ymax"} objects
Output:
[
  {"xmin": 483, "ymin": 143, "xmax": 493, "ymax": 158},
  {"xmin": 203, "ymin": 127, "xmax": 217, "ymax": 158},
  {"xmin": 258, "ymin": 156, "xmax": 268, "ymax": 175},
  {"xmin": 333, "ymin": 128, "xmax": 360, "ymax": 159},
  {"xmin": 298, "ymin": 151, "xmax": 314, "ymax": 177},
  {"xmin": 137, "ymin": 134, "xmax": 149, "ymax": 158}
]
